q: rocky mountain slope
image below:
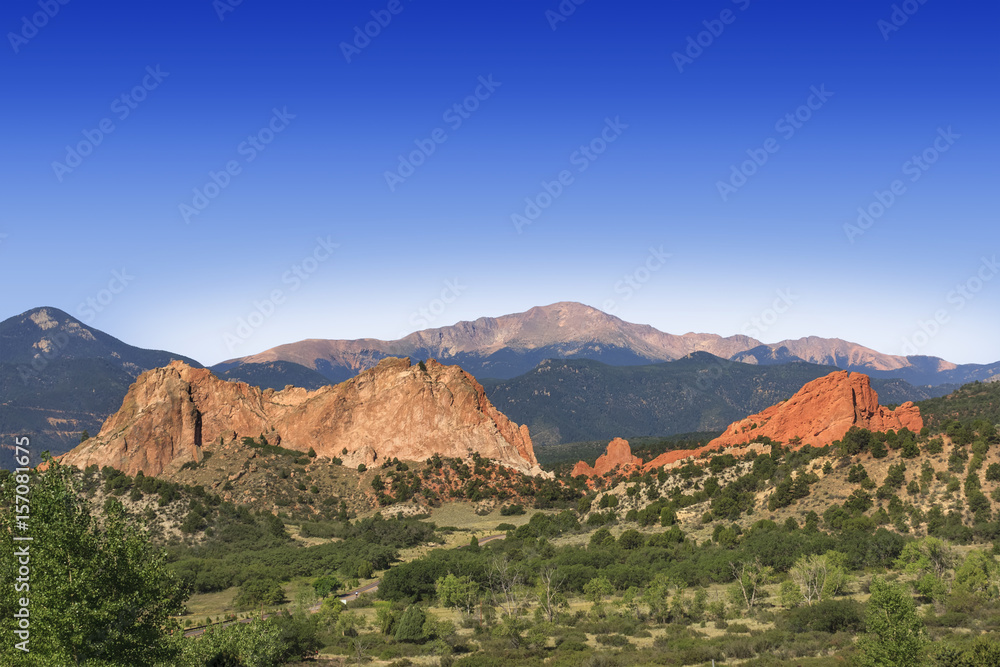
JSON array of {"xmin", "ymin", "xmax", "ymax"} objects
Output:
[
  {"xmin": 219, "ymin": 301, "xmax": 1000, "ymax": 385},
  {"xmin": 59, "ymin": 358, "xmax": 545, "ymax": 478},
  {"xmin": 571, "ymin": 370, "xmax": 924, "ymax": 476},
  {"xmin": 216, "ymin": 301, "xmax": 760, "ymax": 383},
  {"xmin": 0, "ymin": 307, "xmax": 201, "ymax": 465}
]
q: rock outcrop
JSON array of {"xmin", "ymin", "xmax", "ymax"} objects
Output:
[
  {"xmin": 570, "ymin": 371, "xmax": 923, "ymax": 476},
  {"xmin": 571, "ymin": 437, "xmax": 642, "ymax": 477},
  {"xmin": 704, "ymin": 370, "xmax": 922, "ymax": 451},
  {"xmin": 59, "ymin": 358, "xmax": 545, "ymax": 478}
]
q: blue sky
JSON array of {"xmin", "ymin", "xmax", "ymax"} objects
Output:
[{"xmin": 2, "ymin": 0, "xmax": 998, "ymax": 365}]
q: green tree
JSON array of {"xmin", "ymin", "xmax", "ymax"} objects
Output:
[
  {"xmin": 315, "ymin": 596, "xmax": 344, "ymax": 631},
  {"xmin": 394, "ymin": 605, "xmax": 427, "ymax": 643},
  {"xmin": 234, "ymin": 578, "xmax": 287, "ymax": 609},
  {"xmin": 779, "ymin": 580, "xmax": 804, "ymax": 609},
  {"xmin": 0, "ymin": 459, "xmax": 187, "ymax": 665},
  {"xmin": 952, "ymin": 549, "xmax": 996, "ymax": 601},
  {"xmin": 641, "ymin": 572, "xmax": 673, "ymax": 623},
  {"xmin": 857, "ymin": 576, "xmax": 927, "ymax": 667},
  {"xmin": 176, "ymin": 619, "xmax": 285, "ymax": 667},
  {"xmin": 789, "ymin": 552, "xmax": 847, "ymax": 605},
  {"xmin": 583, "ymin": 575, "xmax": 614, "ymax": 605},
  {"xmin": 313, "ymin": 575, "xmax": 341, "ymax": 599},
  {"xmin": 436, "ymin": 573, "xmax": 480, "ymax": 615}
]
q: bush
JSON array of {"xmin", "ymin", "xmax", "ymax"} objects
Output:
[
  {"xmin": 782, "ymin": 599, "xmax": 866, "ymax": 634},
  {"xmin": 595, "ymin": 633, "xmax": 630, "ymax": 647}
]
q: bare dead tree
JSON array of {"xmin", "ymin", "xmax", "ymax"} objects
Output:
[
  {"xmin": 489, "ymin": 553, "xmax": 527, "ymax": 618},
  {"xmin": 730, "ymin": 558, "xmax": 772, "ymax": 613},
  {"xmin": 536, "ymin": 567, "xmax": 567, "ymax": 623}
]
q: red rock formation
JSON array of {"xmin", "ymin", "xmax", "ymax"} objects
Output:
[
  {"xmin": 59, "ymin": 358, "xmax": 545, "ymax": 478},
  {"xmin": 571, "ymin": 371, "xmax": 924, "ymax": 476},
  {"xmin": 705, "ymin": 371, "xmax": 922, "ymax": 451},
  {"xmin": 571, "ymin": 437, "xmax": 643, "ymax": 477}
]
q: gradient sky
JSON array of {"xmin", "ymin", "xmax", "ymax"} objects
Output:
[{"xmin": 2, "ymin": 0, "xmax": 998, "ymax": 365}]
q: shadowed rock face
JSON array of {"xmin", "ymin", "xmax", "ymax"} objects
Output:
[
  {"xmin": 59, "ymin": 358, "xmax": 544, "ymax": 478},
  {"xmin": 571, "ymin": 371, "xmax": 924, "ymax": 476}
]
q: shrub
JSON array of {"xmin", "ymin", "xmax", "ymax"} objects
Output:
[
  {"xmin": 595, "ymin": 633, "xmax": 630, "ymax": 647},
  {"xmin": 782, "ymin": 599, "xmax": 865, "ymax": 634},
  {"xmin": 848, "ymin": 465, "xmax": 869, "ymax": 484}
]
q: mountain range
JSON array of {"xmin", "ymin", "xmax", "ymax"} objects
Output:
[
  {"xmin": 0, "ymin": 308, "xmax": 201, "ymax": 465},
  {"xmin": 218, "ymin": 301, "xmax": 1000, "ymax": 387},
  {"xmin": 2, "ymin": 302, "xmax": 996, "ymax": 463}
]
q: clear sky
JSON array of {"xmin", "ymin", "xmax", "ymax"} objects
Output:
[{"xmin": 2, "ymin": 0, "xmax": 998, "ymax": 365}]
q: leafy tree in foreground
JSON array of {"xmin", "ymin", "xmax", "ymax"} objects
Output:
[
  {"xmin": 0, "ymin": 458, "xmax": 187, "ymax": 666},
  {"xmin": 857, "ymin": 576, "xmax": 927, "ymax": 667},
  {"xmin": 174, "ymin": 619, "xmax": 284, "ymax": 667}
]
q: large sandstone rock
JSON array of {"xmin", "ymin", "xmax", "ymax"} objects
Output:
[
  {"xmin": 570, "ymin": 371, "xmax": 923, "ymax": 476},
  {"xmin": 703, "ymin": 370, "xmax": 923, "ymax": 450},
  {"xmin": 59, "ymin": 358, "xmax": 545, "ymax": 478},
  {"xmin": 571, "ymin": 437, "xmax": 642, "ymax": 477}
]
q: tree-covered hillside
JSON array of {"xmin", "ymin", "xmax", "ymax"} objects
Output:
[
  {"xmin": 483, "ymin": 354, "xmax": 949, "ymax": 445},
  {"xmin": 919, "ymin": 380, "xmax": 1000, "ymax": 427}
]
